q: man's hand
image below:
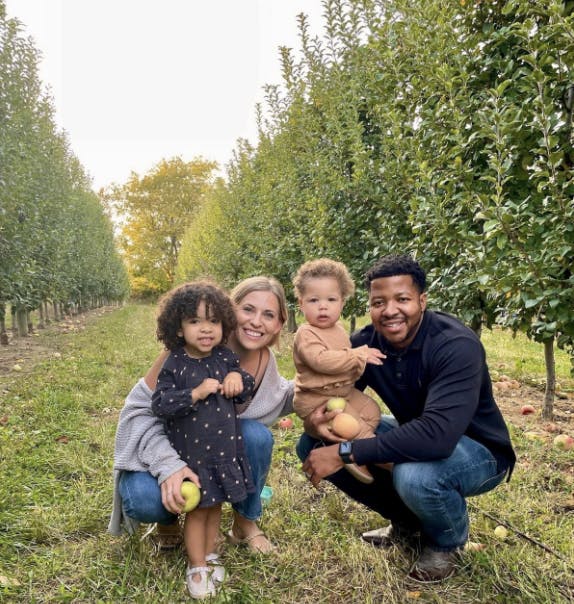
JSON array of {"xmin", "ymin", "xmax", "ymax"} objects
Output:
[
  {"xmin": 161, "ymin": 467, "xmax": 200, "ymax": 514},
  {"xmin": 303, "ymin": 403, "xmax": 346, "ymax": 442},
  {"xmin": 302, "ymin": 443, "xmax": 344, "ymax": 487}
]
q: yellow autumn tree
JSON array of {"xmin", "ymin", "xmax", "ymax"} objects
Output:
[{"xmin": 106, "ymin": 156, "xmax": 218, "ymax": 298}]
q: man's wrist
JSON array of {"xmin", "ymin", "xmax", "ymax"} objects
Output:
[{"xmin": 338, "ymin": 441, "xmax": 354, "ymax": 464}]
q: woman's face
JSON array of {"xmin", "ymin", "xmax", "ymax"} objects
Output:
[{"xmin": 233, "ymin": 290, "xmax": 283, "ymax": 351}]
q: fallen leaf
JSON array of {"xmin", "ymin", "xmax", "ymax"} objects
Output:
[
  {"xmin": 406, "ymin": 591, "xmax": 421, "ymax": 599},
  {"xmin": 0, "ymin": 574, "xmax": 21, "ymax": 587},
  {"xmin": 465, "ymin": 541, "xmax": 486, "ymax": 551}
]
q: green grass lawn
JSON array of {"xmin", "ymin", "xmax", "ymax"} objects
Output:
[{"xmin": 0, "ymin": 304, "xmax": 573, "ymax": 603}]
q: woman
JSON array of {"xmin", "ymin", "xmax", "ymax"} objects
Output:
[{"xmin": 108, "ymin": 276, "xmax": 294, "ymax": 554}]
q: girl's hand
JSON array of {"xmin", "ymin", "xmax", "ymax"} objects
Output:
[
  {"xmin": 192, "ymin": 378, "xmax": 220, "ymax": 402},
  {"xmin": 366, "ymin": 347, "xmax": 386, "ymax": 365},
  {"xmin": 161, "ymin": 466, "xmax": 200, "ymax": 514},
  {"xmin": 221, "ymin": 372, "xmax": 242, "ymax": 398}
]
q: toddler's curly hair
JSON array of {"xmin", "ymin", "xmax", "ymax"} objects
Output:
[
  {"xmin": 293, "ymin": 258, "xmax": 355, "ymax": 301},
  {"xmin": 156, "ymin": 280, "xmax": 237, "ymax": 350}
]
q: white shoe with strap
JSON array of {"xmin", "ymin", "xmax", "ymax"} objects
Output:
[{"xmin": 186, "ymin": 566, "xmax": 216, "ymax": 599}]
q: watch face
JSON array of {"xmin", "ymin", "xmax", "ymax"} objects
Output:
[
  {"xmin": 340, "ymin": 442, "xmax": 353, "ymax": 455},
  {"xmin": 339, "ymin": 441, "xmax": 353, "ymax": 463}
]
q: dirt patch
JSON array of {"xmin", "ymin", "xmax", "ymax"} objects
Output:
[
  {"xmin": 0, "ymin": 308, "xmax": 116, "ymax": 386},
  {"xmin": 490, "ymin": 373, "xmax": 573, "ymax": 436}
]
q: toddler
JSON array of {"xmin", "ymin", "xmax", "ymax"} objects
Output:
[{"xmin": 151, "ymin": 281, "xmax": 254, "ymax": 599}]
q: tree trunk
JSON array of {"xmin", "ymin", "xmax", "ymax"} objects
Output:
[
  {"xmin": 11, "ymin": 305, "xmax": 17, "ymax": 335},
  {"xmin": 53, "ymin": 301, "xmax": 60, "ymax": 322},
  {"xmin": 0, "ymin": 304, "xmax": 8, "ymax": 345},
  {"xmin": 43, "ymin": 301, "xmax": 51, "ymax": 324},
  {"xmin": 542, "ymin": 338, "xmax": 555, "ymax": 421},
  {"xmin": 26, "ymin": 309, "xmax": 33, "ymax": 334},
  {"xmin": 38, "ymin": 303, "xmax": 45, "ymax": 329},
  {"xmin": 16, "ymin": 307, "xmax": 28, "ymax": 337},
  {"xmin": 349, "ymin": 315, "xmax": 356, "ymax": 335},
  {"xmin": 288, "ymin": 308, "xmax": 298, "ymax": 333},
  {"xmin": 470, "ymin": 314, "xmax": 482, "ymax": 338}
]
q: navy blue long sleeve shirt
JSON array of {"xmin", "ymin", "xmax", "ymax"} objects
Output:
[{"xmin": 351, "ymin": 311, "xmax": 516, "ymax": 475}]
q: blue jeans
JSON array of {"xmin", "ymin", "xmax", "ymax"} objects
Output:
[
  {"xmin": 296, "ymin": 416, "xmax": 508, "ymax": 551},
  {"xmin": 119, "ymin": 418, "xmax": 274, "ymax": 525}
]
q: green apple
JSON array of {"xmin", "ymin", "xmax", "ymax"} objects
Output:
[
  {"xmin": 493, "ymin": 525, "xmax": 508, "ymax": 540},
  {"xmin": 326, "ymin": 397, "xmax": 347, "ymax": 411},
  {"xmin": 180, "ymin": 481, "xmax": 201, "ymax": 512}
]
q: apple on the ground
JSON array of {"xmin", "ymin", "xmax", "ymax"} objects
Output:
[
  {"xmin": 278, "ymin": 417, "xmax": 293, "ymax": 429},
  {"xmin": 520, "ymin": 404, "xmax": 536, "ymax": 415},
  {"xmin": 493, "ymin": 525, "xmax": 508, "ymax": 540},
  {"xmin": 180, "ymin": 481, "xmax": 201, "ymax": 512},
  {"xmin": 553, "ymin": 434, "xmax": 574, "ymax": 451}
]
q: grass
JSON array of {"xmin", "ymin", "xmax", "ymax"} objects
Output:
[{"xmin": 0, "ymin": 304, "xmax": 573, "ymax": 603}]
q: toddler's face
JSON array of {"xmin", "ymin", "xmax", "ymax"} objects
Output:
[
  {"xmin": 177, "ymin": 300, "xmax": 223, "ymax": 357},
  {"xmin": 298, "ymin": 277, "xmax": 345, "ymax": 330}
]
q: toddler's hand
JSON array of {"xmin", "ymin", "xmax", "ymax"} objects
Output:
[
  {"xmin": 192, "ymin": 378, "xmax": 220, "ymax": 402},
  {"xmin": 366, "ymin": 347, "xmax": 386, "ymax": 365},
  {"xmin": 221, "ymin": 372, "xmax": 243, "ymax": 398}
]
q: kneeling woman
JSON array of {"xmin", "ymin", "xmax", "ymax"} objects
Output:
[{"xmin": 108, "ymin": 276, "xmax": 294, "ymax": 554}]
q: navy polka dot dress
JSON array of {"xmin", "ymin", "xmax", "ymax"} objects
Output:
[{"xmin": 152, "ymin": 346, "xmax": 255, "ymax": 507}]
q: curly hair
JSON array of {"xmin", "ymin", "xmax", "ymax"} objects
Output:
[
  {"xmin": 156, "ymin": 281, "xmax": 237, "ymax": 350},
  {"xmin": 364, "ymin": 254, "xmax": 427, "ymax": 293},
  {"xmin": 293, "ymin": 258, "xmax": 355, "ymax": 300}
]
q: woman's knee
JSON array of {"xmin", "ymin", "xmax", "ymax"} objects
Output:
[{"xmin": 241, "ymin": 419, "xmax": 274, "ymax": 451}]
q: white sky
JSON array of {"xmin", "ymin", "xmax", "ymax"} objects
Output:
[{"xmin": 4, "ymin": 0, "xmax": 325, "ymax": 191}]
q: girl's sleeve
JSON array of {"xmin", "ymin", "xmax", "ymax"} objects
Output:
[{"xmin": 151, "ymin": 361, "xmax": 200, "ymax": 418}]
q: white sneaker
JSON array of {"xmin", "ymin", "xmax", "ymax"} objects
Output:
[
  {"xmin": 185, "ymin": 566, "xmax": 216, "ymax": 599},
  {"xmin": 206, "ymin": 553, "xmax": 226, "ymax": 583}
]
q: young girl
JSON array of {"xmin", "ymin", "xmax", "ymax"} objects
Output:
[
  {"xmin": 292, "ymin": 258, "xmax": 385, "ymax": 484},
  {"xmin": 151, "ymin": 280, "xmax": 255, "ymax": 600}
]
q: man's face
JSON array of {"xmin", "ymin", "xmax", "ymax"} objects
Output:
[{"xmin": 368, "ymin": 274, "xmax": 427, "ymax": 350}]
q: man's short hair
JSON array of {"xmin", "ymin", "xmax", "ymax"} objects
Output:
[{"xmin": 364, "ymin": 254, "xmax": 426, "ymax": 293}]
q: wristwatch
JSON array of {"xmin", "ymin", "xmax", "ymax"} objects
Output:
[{"xmin": 338, "ymin": 441, "xmax": 353, "ymax": 464}]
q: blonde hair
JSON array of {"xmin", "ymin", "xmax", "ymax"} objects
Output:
[
  {"xmin": 293, "ymin": 258, "xmax": 355, "ymax": 300},
  {"xmin": 229, "ymin": 276, "xmax": 288, "ymax": 347}
]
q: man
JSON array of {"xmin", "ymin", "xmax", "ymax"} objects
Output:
[{"xmin": 298, "ymin": 254, "xmax": 515, "ymax": 582}]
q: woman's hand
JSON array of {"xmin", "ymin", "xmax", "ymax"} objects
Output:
[
  {"xmin": 221, "ymin": 372, "xmax": 243, "ymax": 398},
  {"xmin": 303, "ymin": 403, "xmax": 346, "ymax": 442},
  {"xmin": 161, "ymin": 467, "xmax": 200, "ymax": 514}
]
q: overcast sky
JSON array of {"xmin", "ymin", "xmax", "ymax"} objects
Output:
[{"xmin": 4, "ymin": 0, "xmax": 325, "ymax": 190}]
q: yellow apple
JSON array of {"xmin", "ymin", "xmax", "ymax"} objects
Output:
[
  {"xmin": 326, "ymin": 397, "xmax": 347, "ymax": 411},
  {"xmin": 330, "ymin": 412, "xmax": 360, "ymax": 440},
  {"xmin": 180, "ymin": 481, "xmax": 201, "ymax": 512},
  {"xmin": 493, "ymin": 525, "xmax": 508, "ymax": 540}
]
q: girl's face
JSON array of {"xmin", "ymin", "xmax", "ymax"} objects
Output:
[
  {"xmin": 177, "ymin": 300, "xmax": 223, "ymax": 357},
  {"xmin": 298, "ymin": 276, "xmax": 344, "ymax": 330},
  {"xmin": 233, "ymin": 290, "xmax": 283, "ymax": 351}
]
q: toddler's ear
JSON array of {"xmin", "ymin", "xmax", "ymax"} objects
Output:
[{"xmin": 177, "ymin": 329, "xmax": 183, "ymax": 338}]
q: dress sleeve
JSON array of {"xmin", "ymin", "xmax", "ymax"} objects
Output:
[{"xmin": 151, "ymin": 358, "xmax": 200, "ymax": 418}]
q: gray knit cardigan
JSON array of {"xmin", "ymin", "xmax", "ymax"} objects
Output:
[{"xmin": 108, "ymin": 350, "xmax": 293, "ymax": 535}]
